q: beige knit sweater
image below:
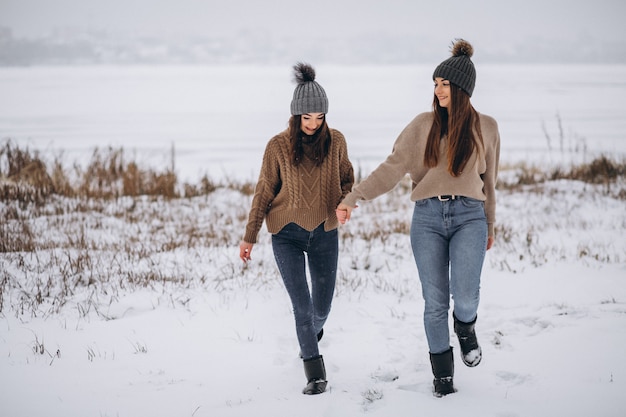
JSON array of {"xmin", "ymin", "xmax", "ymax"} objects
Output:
[
  {"xmin": 341, "ymin": 112, "xmax": 501, "ymax": 236},
  {"xmin": 243, "ymin": 128, "xmax": 354, "ymax": 244}
]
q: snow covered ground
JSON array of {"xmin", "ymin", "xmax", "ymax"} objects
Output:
[
  {"xmin": 1, "ymin": 179, "xmax": 625, "ymax": 417},
  {"xmin": 1, "ymin": 65, "xmax": 625, "ymax": 416}
]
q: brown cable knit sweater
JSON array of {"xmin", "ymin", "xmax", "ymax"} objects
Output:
[
  {"xmin": 243, "ymin": 128, "xmax": 354, "ymax": 244},
  {"xmin": 341, "ymin": 112, "xmax": 501, "ymax": 236}
]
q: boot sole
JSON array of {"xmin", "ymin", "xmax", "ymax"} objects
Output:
[{"xmin": 461, "ymin": 347, "xmax": 482, "ymax": 367}]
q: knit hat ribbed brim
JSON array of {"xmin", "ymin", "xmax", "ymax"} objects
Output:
[
  {"xmin": 433, "ymin": 39, "xmax": 476, "ymax": 97},
  {"xmin": 291, "ymin": 63, "xmax": 328, "ymax": 115}
]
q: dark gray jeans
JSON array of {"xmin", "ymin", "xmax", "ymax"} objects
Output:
[{"xmin": 272, "ymin": 222, "xmax": 338, "ymax": 360}]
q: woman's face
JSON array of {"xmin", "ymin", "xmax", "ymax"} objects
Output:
[
  {"xmin": 434, "ymin": 77, "xmax": 451, "ymax": 108},
  {"xmin": 300, "ymin": 113, "xmax": 325, "ymax": 135}
]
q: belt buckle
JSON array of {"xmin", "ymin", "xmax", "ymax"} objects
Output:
[{"xmin": 437, "ymin": 195, "xmax": 455, "ymax": 201}]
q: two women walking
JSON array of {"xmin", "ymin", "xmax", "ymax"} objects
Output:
[{"xmin": 240, "ymin": 39, "xmax": 501, "ymax": 397}]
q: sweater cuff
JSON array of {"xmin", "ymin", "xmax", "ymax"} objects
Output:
[
  {"xmin": 243, "ymin": 232, "xmax": 257, "ymax": 244},
  {"xmin": 341, "ymin": 192, "xmax": 360, "ymax": 208}
]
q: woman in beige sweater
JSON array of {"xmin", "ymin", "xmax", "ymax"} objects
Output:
[
  {"xmin": 240, "ymin": 63, "xmax": 354, "ymax": 395},
  {"xmin": 337, "ymin": 39, "xmax": 500, "ymax": 397}
]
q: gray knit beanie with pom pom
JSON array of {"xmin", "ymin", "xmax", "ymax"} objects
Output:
[
  {"xmin": 290, "ymin": 62, "xmax": 328, "ymax": 115},
  {"xmin": 433, "ymin": 39, "xmax": 476, "ymax": 97}
]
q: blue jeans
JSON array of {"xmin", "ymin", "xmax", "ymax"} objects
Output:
[
  {"xmin": 271, "ymin": 222, "xmax": 338, "ymax": 360},
  {"xmin": 410, "ymin": 197, "xmax": 488, "ymax": 354}
]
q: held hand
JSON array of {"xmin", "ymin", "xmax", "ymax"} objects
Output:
[
  {"xmin": 239, "ymin": 241, "xmax": 253, "ymax": 262},
  {"xmin": 336, "ymin": 203, "xmax": 357, "ymax": 224},
  {"xmin": 335, "ymin": 209, "xmax": 348, "ymax": 224},
  {"xmin": 486, "ymin": 236, "xmax": 495, "ymax": 250}
]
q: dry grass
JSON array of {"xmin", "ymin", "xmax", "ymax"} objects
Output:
[
  {"xmin": 498, "ymin": 154, "xmax": 626, "ymax": 196},
  {"xmin": 0, "ymin": 141, "xmax": 198, "ymax": 202},
  {"xmin": 1, "ymin": 139, "xmax": 625, "ymax": 317}
]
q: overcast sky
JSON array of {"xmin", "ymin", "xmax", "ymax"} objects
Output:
[
  {"xmin": 1, "ymin": 0, "xmax": 624, "ymax": 41},
  {"xmin": 1, "ymin": 0, "xmax": 625, "ymax": 63}
]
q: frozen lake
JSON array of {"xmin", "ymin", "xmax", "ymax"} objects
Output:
[{"xmin": 1, "ymin": 64, "xmax": 625, "ymax": 181}]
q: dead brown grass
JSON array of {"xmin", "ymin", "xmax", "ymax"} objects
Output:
[
  {"xmin": 0, "ymin": 140, "xmax": 249, "ymax": 202},
  {"xmin": 498, "ymin": 154, "xmax": 626, "ymax": 196}
]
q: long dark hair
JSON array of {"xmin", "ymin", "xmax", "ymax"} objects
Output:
[
  {"xmin": 288, "ymin": 115, "xmax": 331, "ymax": 166},
  {"xmin": 423, "ymin": 83, "xmax": 483, "ymax": 176}
]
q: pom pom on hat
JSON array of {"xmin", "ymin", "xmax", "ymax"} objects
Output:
[
  {"xmin": 293, "ymin": 62, "xmax": 317, "ymax": 84},
  {"xmin": 291, "ymin": 62, "xmax": 328, "ymax": 115},
  {"xmin": 433, "ymin": 39, "xmax": 476, "ymax": 97},
  {"xmin": 450, "ymin": 39, "xmax": 474, "ymax": 59}
]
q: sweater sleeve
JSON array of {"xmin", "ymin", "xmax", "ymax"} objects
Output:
[
  {"xmin": 336, "ymin": 131, "xmax": 355, "ymax": 201},
  {"xmin": 481, "ymin": 115, "xmax": 501, "ymax": 237},
  {"xmin": 341, "ymin": 117, "xmax": 420, "ymax": 207},
  {"xmin": 243, "ymin": 138, "xmax": 282, "ymax": 244}
]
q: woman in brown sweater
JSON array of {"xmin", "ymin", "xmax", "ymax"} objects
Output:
[
  {"xmin": 239, "ymin": 63, "xmax": 354, "ymax": 395},
  {"xmin": 337, "ymin": 39, "xmax": 501, "ymax": 397}
]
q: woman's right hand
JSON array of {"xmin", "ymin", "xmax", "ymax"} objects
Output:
[{"xmin": 240, "ymin": 241, "xmax": 254, "ymax": 262}]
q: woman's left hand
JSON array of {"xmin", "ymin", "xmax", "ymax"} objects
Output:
[
  {"xmin": 336, "ymin": 203, "xmax": 356, "ymax": 224},
  {"xmin": 486, "ymin": 236, "xmax": 495, "ymax": 250}
]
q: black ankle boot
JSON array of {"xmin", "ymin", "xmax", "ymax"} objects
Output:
[
  {"xmin": 454, "ymin": 314, "xmax": 482, "ymax": 367},
  {"xmin": 430, "ymin": 348, "xmax": 456, "ymax": 397},
  {"xmin": 302, "ymin": 355, "xmax": 327, "ymax": 395}
]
